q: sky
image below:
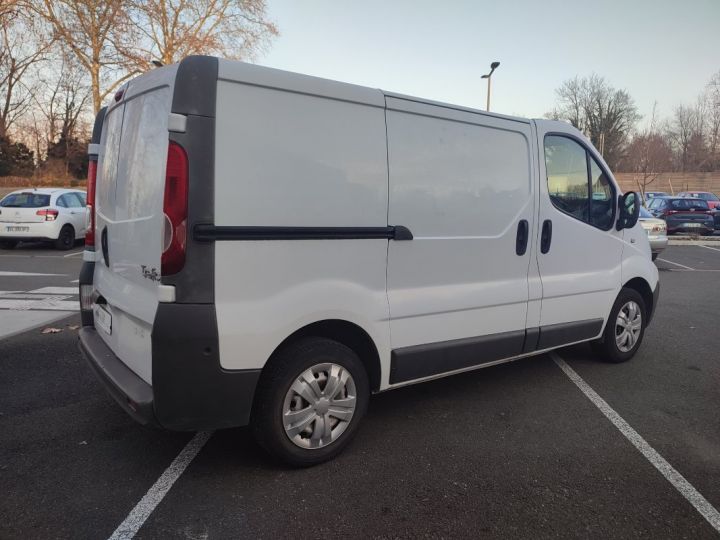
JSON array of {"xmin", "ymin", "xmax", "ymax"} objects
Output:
[{"xmin": 258, "ymin": 0, "xmax": 720, "ymax": 126}]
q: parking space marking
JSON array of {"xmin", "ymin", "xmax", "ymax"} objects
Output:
[
  {"xmin": 697, "ymin": 244, "xmax": 720, "ymax": 253},
  {"xmin": 30, "ymin": 286, "xmax": 78, "ymax": 294},
  {"xmin": 0, "ymin": 271, "xmax": 67, "ymax": 276},
  {"xmin": 108, "ymin": 431, "xmax": 214, "ymax": 540},
  {"xmin": 552, "ymin": 353, "xmax": 720, "ymax": 533},
  {"xmin": 63, "ymin": 250, "xmax": 83, "ymax": 258},
  {"xmin": 657, "ymin": 258, "xmax": 695, "ymax": 270}
]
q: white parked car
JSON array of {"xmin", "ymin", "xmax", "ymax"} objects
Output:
[
  {"xmin": 0, "ymin": 188, "xmax": 88, "ymax": 250},
  {"xmin": 78, "ymin": 57, "xmax": 659, "ymax": 466}
]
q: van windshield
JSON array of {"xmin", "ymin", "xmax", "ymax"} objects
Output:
[{"xmin": 0, "ymin": 193, "xmax": 51, "ymax": 208}]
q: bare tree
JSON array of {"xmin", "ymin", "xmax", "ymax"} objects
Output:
[
  {"xmin": 126, "ymin": 0, "xmax": 278, "ymax": 68},
  {"xmin": 705, "ymin": 71, "xmax": 720, "ymax": 169},
  {"xmin": 0, "ymin": 11, "xmax": 52, "ymax": 139},
  {"xmin": 31, "ymin": 0, "xmax": 138, "ymax": 114},
  {"xmin": 550, "ymin": 74, "xmax": 640, "ymax": 170},
  {"xmin": 667, "ymin": 104, "xmax": 707, "ymax": 171},
  {"xmin": 621, "ymin": 105, "xmax": 673, "ymax": 196}
]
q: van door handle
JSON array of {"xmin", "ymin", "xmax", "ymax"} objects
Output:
[
  {"xmin": 515, "ymin": 219, "xmax": 529, "ymax": 255},
  {"xmin": 540, "ymin": 219, "xmax": 552, "ymax": 254}
]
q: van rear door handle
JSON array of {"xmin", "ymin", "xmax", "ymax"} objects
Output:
[
  {"xmin": 540, "ymin": 219, "xmax": 552, "ymax": 254},
  {"xmin": 515, "ymin": 219, "xmax": 529, "ymax": 255}
]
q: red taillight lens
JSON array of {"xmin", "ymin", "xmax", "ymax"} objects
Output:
[
  {"xmin": 36, "ymin": 209, "xmax": 59, "ymax": 221},
  {"xmin": 161, "ymin": 141, "xmax": 188, "ymax": 276},
  {"xmin": 666, "ymin": 210, "xmax": 677, "ymax": 215},
  {"xmin": 85, "ymin": 159, "xmax": 98, "ymax": 247}
]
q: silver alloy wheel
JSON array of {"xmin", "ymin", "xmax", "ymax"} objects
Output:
[
  {"xmin": 282, "ymin": 363, "xmax": 357, "ymax": 449},
  {"xmin": 615, "ymin": 300, "xmax": 642, "ymax": 353}
]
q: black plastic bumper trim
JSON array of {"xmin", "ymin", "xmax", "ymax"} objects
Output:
[
  {"xmin": 648, "ymin": 281, "xmax": 660, "ymax": 325},
  {"xmin": 78, "ymin": 327, "xmax": 157, "ymax": 426},
  {"xmin": 193, "ymin": 224, "xmax": 413, "ymax": 241}
]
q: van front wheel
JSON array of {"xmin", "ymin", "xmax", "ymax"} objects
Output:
[
  {"xmin": 593, "ymin": 288, "xmax": 646, "ymax": 363},
  {"xmin": 251, "ymin": 337, "xmax": 369, "ymax": 467}
]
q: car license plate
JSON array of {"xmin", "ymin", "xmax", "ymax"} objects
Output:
[
  {"xmin": 94, "ymin": 304, "xmax": 112, "ymax": 335},
  {"xmin": 684, "ymin": 223, "xmax": 702, "ymax": 228},
  {"xmin": 5, "ymin": 226, "xmax": 29, "ymax": 232}
]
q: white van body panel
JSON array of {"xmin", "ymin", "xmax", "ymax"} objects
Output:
[
  {"xmin": 93, "ymin": 65, "xmax": 178, "ymax": 384},
  {"xmin": 213, "ymin": 60, "xmax": 391, "ymax": 373},
  {"xmin": 385, "ymin": 97, "xmax": 536, "ymax": 349}
]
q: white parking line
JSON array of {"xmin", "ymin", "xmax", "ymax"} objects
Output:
[
  {"xmin": 552, "ymin": 353, "xmax": 720, "ymax": 533},
  {"xmin": 0, "ymin": 271, "xmax": 67, "ymax": 276},
  {"xmin": 657, "ymin": 258, "xmax": 695, "ymax": 270},
  {"xmin": 696, "ymin": 244, "xmax": 720, "ymax": 253},
  {"xmin": 30, "ymin": 286, "xmax": 78, "ymax": 295},
  {"xmin": 108, "ymin": 431, "xmax": 214, "ymax": 540},
  {"xmin": 63, "ymin": 250, "xmax": 83, "ymax": 258}
]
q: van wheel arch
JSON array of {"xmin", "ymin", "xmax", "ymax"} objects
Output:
[
  {"xmin": 622, "ymin": 277, "xmax": 653, "ymax": 319},
  {"xmin": 264, "ymin": 320, "xmax": 382, "ymax": 393}
]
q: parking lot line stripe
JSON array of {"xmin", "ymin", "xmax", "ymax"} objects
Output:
[
  {"xmin": 551, "ymin": 353, "xmax": 720, "ymax": 533},
  {"xmin": 0, "ymin": 271, "xmax": 67, "ymax": 276},
  {"xmin": 657, "ymin": 258, "xmax": 695, "ymax": 270},
  {"xmin": 63, "ymin": 250, "xmax": 83, "ymax": 258},
  {"xmin": 107, "ymin": 431, "xmax": 214, "ymax": 540},
  {"xmin": 697, "ymin": 244, "xmax": 720, "ymax": 253}
]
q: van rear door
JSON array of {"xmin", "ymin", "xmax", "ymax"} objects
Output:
[{"xmin": 93, "ymin": 66, "xmax": 178, "ymax": 384}]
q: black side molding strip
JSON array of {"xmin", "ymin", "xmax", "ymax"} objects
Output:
[
  {"xmin": 193, "ymin": 224, "xmax": 413, "ymax": 241},
  {"xmin": 389, "ymin": 318, "xmax": 605, "ymax": 385}
]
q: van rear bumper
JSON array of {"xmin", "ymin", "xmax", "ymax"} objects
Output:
[
  {"xmin": 79, "ymin": 304, "xmax": 262, "ymax": 431},
  {"xmin": 78, "ymin": 327, "xmax": 157, "ymax": 426}
]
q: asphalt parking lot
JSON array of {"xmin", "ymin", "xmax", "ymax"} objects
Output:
[{"xmin": 1, "ymin": 243, "xmax": 720, "ymax": 539}]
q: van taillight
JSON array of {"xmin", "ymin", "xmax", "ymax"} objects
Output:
[
  {"xmin": 85, "ymin": 159, "xmax": 98, "ymax": 247},
  {"xmin": 161, "ymin": 141, "xmax": 188, "ymax": 275}
]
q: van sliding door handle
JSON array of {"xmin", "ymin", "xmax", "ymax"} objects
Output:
[
  {"xmin": 515, "ymin": 219, "xmax": 529, "ymax": 255},
  {"xmin": 540, "ymin": 219, "xmax": 552, "ymax": 254}
]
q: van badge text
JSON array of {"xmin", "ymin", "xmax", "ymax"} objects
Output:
[{"xmin": 141, "ymin": 265, "xmax": 160, "ymax": 282}]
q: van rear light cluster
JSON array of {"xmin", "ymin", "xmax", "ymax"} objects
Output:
[
  {"xmin": 85, "ymin": 159, "xmax": 98, "ymax": 248},
  {"xmin": 36, "ymin": 209, "xmax": 59, "ymax": 221},
  {"xmin": 161, "ymin": 141, "xmax": 189, "ymax": 275}
]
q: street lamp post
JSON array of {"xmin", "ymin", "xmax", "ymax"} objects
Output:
[{"xmin": 481, "ymin": 61, "xmax": 500, "ymax": 112}]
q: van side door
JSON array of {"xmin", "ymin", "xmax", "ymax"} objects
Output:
[
  {"xmin": 534, "ymin": 124, "xmax": 624, "ymax": 348},
  {"xmin": 385, "ymin": 97, "xmax": 537, "ymax": 385}
]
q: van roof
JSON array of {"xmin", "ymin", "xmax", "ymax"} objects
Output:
[{"xmin": 217, "ymin": 58, "xmax": 532, "ymax": 124}]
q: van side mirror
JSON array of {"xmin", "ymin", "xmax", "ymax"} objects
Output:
[{"xmin": 616, "ymin": 191, "xmax": 640, "ymax": 231}]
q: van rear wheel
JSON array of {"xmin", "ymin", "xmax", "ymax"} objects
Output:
[
  {"xmin": 251, "ymin": 337, "xmax": 369, "ymax": 467},
  {"xmin": 593, "ymin": 287, "xmax": 646, "ymax": 363}
]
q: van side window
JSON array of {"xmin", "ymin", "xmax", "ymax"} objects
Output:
[
  {"xmin": 544, "ymin": 136, "xmax": 589, "ymax": 222},
  {"xmin": 544, "ymin": 135, "xmax": 616, "ymax": 230},
  {"xmin": 589, "ymin": 158, "xmax": 613, "ymax": 229}
]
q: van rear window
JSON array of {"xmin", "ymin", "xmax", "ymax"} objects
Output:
[{"xmin": 0, "ymin": 193, "xmax": 51, "ymax": 208}]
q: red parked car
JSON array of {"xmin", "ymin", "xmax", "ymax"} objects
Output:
[{"xmin": 678, "ymin": 191, "xmax": 720, "ymax": 210}]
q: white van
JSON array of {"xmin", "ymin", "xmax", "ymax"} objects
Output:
[{"xmin": 78, "ymin": 56, "xmax": 659, "ymax": 466}]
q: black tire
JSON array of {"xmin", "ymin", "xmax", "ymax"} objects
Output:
[
  {"xmin": 0, "ymin": 240, "xmax": 18, "ymax": 249},
  {"xmin": 651, "ymin": 252, "xmax": 658, "ymax": 261},
  {"xmin": 593, "ymin": 287, "xmax": 647, "ymax": 363},
  {"xmin": 54, "ymin": 225, "xmax": 75, "ymax": 250},
  {"xmin": 251, "ymin": 337, "xmax": 369, "ymax": 467}
]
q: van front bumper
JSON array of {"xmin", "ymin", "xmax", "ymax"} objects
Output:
[{"xmin": 78, "ymin": 327, "xmax": 157, "ymax": 426}]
